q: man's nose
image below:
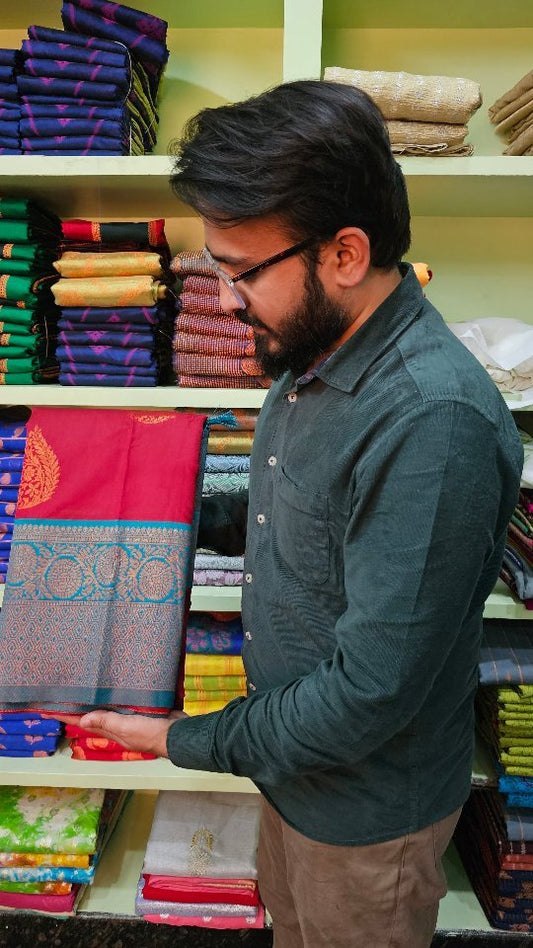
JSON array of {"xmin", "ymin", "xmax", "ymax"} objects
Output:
[{"xmin": 217, "ymin": 279, "xmax": 243, "ymax": 316}]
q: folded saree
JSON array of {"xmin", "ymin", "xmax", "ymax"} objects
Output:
[
  {"xmin": 22, "ymin": 136, "xmax": 127, "ymax": 153},
  {"xmin": 0, "ymin": 884, "xmax": 82, "ymax": 915},
  {"xmin": 204, "ymin": 454, "xmax": 251, "ymax": 473},
  {"xmin": 0, "ymin": 786, "xmax": 105, "ymax": 854},
  {"xmin": 21, "ymin": 39, "xmax": 128, "ymax": 68},
  {"xmin": 17, "ymin": 76, "xmax": 127, "ymax": 103},
  {"xmin": 58, "ymin": 361, "xmax": 155, "ymax": 376},
  {"xmin": 62, "ymin": 218, "xmax": 169, "ymax": 252},
  {"xmin": 193, "ymin": 570, "xmax": 243, "ymax": 586},
  {"xmin": 0, "ymin": 718, "xmax": 60, "ymax": 735},
  {"xmin": 176, "ymin": 311, "xmax": 255, "ymax": 341},
  {"xmin": 0, "ymin": 852, "xmax": 89, "ymax": 869},
  {"xmin": 61, "ymin": 0, "xmax": 169, "ymax": 71},
  {"xmin": 207, "ymin": 431, "xmax": 255, "ymax": 454},
  {"xmin": 202, "ymin": 473, "xmax": 249, "ymax": 495},
  {"xmin": 52, "ymin": 276, "xmax": 167, "ymax": 307},
  {"xmin": 136, "ymin": 880, "xmax": 258, "ymax": 918},
  {"xmin": 184, "ymin": 675, "xmax": 246, "ymax": 692},
  {"xmin": 27, "ymin": 24, "xmax": 127, "ymax": 53},
  {"xmin": 0, "ymin": 881, "xmax": 71, "ymax": 895},
  {"xmin": 21, "ymin": 103, "xmax": 126, "ymax": 122},
  {"xmin": 23, "ymin": 59, "xmax": 130, "ymax": 89},
  {"xmin": 186, "ymin": 615, "xmax": 244, "ymax": 655},
  {"xmin": 324, "ymin": 66, "xmax": 482, "ymax": 124},
  {"xmin": 171, "ymin": 252, "xmax": 216, "ymax": 278},
  {"xmin": 58, "ymin": 330, "xmax": 153, "ymax": 347},
  {"xmin": 177, "ymin": 372, "xmax": 268, "ymax": 389},
  {"xmin": 184, "ymin": 655, "xmax": 245, "ymax": 677},
  {"xmin": 54, "ymin": 251, "xmax": 164, "ymax": 279},
  {"xmin": 71, "ymin": 744, "xmax": 155, "ymax": 761},
  {"xmin": 175, "ymin": 334, "xmax": 256, "ymax": 359},
  {"xmin": 56, "ymin": 344, "xmax": 155, "ymax": 367},
  {"xmin": 176, "ymin": 354, "xmax": 263, "ymax": 379},
  {"xmin": 143, "ymin": 790, "xmax": 261, "ymax": 878},
  {"xmin": 60, "ymin": 304, "xmax": 161, "ymax": 326},
  {"xmin": 0, "ymin": 221, "xmax": 58, "ymax": 245},
  {"xmin": 59, "ymin": 372, "xmax": 156, "ymax": 387},
  {"xmin": 0, "ymin": 735, "xmax": 58, "ymax": 752},
  {"xmin": 142, "ymin": 874, "xmax": 259, "ymax": 906},
  {"xmin": 21, "ymin": 118, "xmax": 126, "ymax": 139},
  {"xmin": 0, "ymin": 407, "xmax": 207, "ymax": 711},
  {"xmin": 142, "ymin": 909, "xmax": 265, "ymax": 929}
]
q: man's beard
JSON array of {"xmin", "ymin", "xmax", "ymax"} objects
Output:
[{"xmin": 244, "ymin": 265, "xmax": 353, "ymax": 380}]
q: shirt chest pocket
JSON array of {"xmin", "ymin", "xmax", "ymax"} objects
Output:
[{"xmin": 273, "ymin": 467, "xmax": 330, "ymax": 585}]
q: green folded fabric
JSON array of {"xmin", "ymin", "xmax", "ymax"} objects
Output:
[
  {"xmin": 0, "ymin": 243, "xmax": 55, "ymax": 264},
  {"xmin": 0, "ymin": 373, "xmax": 35, "ymax": 384},
  {"xmin": 0, "ymin": 306, "xmax": 38, "ymax": 327},
  {"xmin": 0, "ymin": 787, "xmax": 105, "ymax": 854},
  {"xmin": 0, "ymin": 274, "xmax": 55, "ymax": 305}
]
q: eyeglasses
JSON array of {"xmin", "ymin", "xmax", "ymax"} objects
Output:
[{"xmin": 203, "ymin": 237, "xmax": 317, "ymax": 309}]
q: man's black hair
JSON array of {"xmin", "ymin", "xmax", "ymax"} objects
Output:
[{"xmin": 170, "ymin": 79, "xmax": 411, "ymax": 269}]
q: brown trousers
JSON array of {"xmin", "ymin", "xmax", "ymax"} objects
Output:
[{"xmin": 257, "ymin": 798, "xmax": 461, "ymax": 948}]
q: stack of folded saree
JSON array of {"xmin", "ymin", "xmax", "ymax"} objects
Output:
[
  {"xmin": 59, "ymin": 0, "xmax": 170, "ymax": 155},
  {"xmin": 478, "ymin": 619, "xmax": 533, "ymax": 809},
  {"xmin": 0, "ymin": 711, "xmax": 62, "ymax": 757},
  {"xmin": 18, "ymin": 26, "xmax": 133, "ymax": 155},
  {"xmin": 0, "ymin": 420, "xmax": 26, "ymax": 582},
  {"xmin": 489, "ymin": 70, "xmax": 533, "ymax": 156},
  {"xmin": 193, "ymin": 552, "xmax": 244, "ymax": 587},
  {"xmin": 171, "ymin": 252, "xmax": 270, "ymax": 389},
  {"xmin": 454, "ymin": 787, "xmax": 533, "ymax": 931},
  {"xmin": 136, "ymin": 790, "xmax": 264, "ymax": 929},
  {"xmin": 0, "ymin": 406, "xmax": 208, "ymax": 720},
  {"xmin": 500, "ymin": 489, "xmax": 533, "ymax": 609},
  {"xmin": 0, "ymin": 49, "xmax": 22, "ymax": 154},
  {"xmin": 183, "ymin": 653, "xmax": 246, "ymax": 715},
  {"xmin": 324, "ymin": 67, "xmax": 482, "ymax": 155},
  {"xmin": 0, "ymin": 786, "xmax": 129, "ymax": 916},
  {"xmin": 185, "ymin": 611, "xmax": 244, "ymax": 657},
  {"xmin": 51, "ymin": 228, "xmax": 174, "ymax": 385},
  {"xmin": 63, "ymin": 722, "xmax": 156, "ymax": 761},
  {"xmin": 0, "ymin": 197, "xmax": 61, "ymax": 384}
]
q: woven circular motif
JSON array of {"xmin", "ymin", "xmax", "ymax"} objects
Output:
[
  {"xmin": 136, "ymin": 556, "xmax": 174, "ymax": 601},
  {"xmin": 44, "ymin": 555, "xmax": 84, "ymax": 599}
]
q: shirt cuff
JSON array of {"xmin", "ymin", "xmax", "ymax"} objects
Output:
[{"xmin": 166, "ymin": 713, "xmax": 223, "ymax": 773}]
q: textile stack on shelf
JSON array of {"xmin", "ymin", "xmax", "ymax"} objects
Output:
[
  {"xmin": 51, "ymin": 217, "xmax": 175, "ymax": 386},
  {"xmin": 499, "ymin": 487, "xmax": 533, "ymax": 609},
  {"xmin": 0, "ymin": 786, "xmax": 130, "ymax": 916},
  {"xmin": 136, "ymin": 790, "xmax": 265, "ymax": 930},
  {"xmin": 454, "ymin": 619, "xmax": 533, "ymax": 931},
  {"xmin": 0, "ymin": 711, "xmax": 62, "ymax": 758},
  {"xmin": 323, "ymin": 67, "xmax": 482, "ymax": 155},
  {"xmin": 171, "ymin": 252, "xmax": 270, "ymax": 389},
  {"xmin": 18, "ymin": 26, "xmax": 132, "ymax": 156},
  {"xmin": 489, "ymin": 69, "xmax": 533, "ymax": 156},
  {"xmin": 0, "ymin": 419, "xmax": 26, "ymax": 584},
  {"xmin": 0, "ymin": 197, "xmax": 60, "ymax": 384},
  {"xmin": 0, "ymin": 407, "xmax": 208, "ymax": 761},
  {"xmin": 0, "ymin": 49, "xmax": 22, "ymax": 154},
  {"xmin": 449, "ymin": 318, "xmax": 533, "ymax": 398},
  {"xmin": 184, "ymin": 613, "xmax": 246, "ymax": 716},
  {"xmin": 60, "ymin": 0, "xmax": 169, "ymax": 155},
  {"xmin": 193, "ymin": 407, "xmax": 257, "ymax": 585}
]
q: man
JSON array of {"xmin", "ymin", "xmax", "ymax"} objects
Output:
[{"xmin": 54, "ymin": 82, "xmax": 523, "ymax": 946}]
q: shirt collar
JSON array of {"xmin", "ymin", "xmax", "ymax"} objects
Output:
[{"xmin": 294, "ymin": 263, "xmax": 425, "ymax": 394}]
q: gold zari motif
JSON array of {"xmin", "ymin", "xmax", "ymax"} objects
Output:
[{"xmin": 18, "ymin": 426, "xmax": 60, "ymax": 509}]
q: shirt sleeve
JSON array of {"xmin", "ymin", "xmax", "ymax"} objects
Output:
[{"xmin": 167, "ymin": 400, "xmax": 521, "ymax": 783}]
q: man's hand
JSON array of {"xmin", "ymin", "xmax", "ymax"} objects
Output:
[{"xmin": 41, "ymin": 709, "xmax": 188, "ymax": 759}]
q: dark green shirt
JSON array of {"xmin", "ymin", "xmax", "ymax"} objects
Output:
[{"xmin": 168, "ymin": 265, "xmax": 522, "ymax": 845}]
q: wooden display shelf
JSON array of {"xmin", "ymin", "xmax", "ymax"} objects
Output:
[
  {"xmin": 0, "ymin": 385, "xmax": 267, "ymax": 410},
  {"xmin": 0, "ymin": 155, "xmax": 532, "ymax": 217},
  {"xmin": 0, "ymin": 742, "xmax": 257, "ymax": 792}
]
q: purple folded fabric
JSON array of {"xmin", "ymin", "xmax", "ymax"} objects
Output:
[
  {"xmin": 58, "ymin": 330, "xmax": 153, "ymax": 347},
  {"xmin": 17, "ymin": 76, "xmax": 127, "ymax": 102},
  {"xmin": 27, "ymin": 25, "xmax": 124, "ymax": 54},
  {"xmin": 59, "ymin": 372, "xmax": 156, "ymax": 386},
  {"xmin": 58, "ymin": 320, "xmax": 154, "ymax": 335},
  {"xmin": 24, "ymin": 58, "xmax": 130, "ymax": 89},
  {"xmin": 21, "ymin": 40, "xmax": 128, "ymax": 68},
  {"xmin": 61, "ymin": 1, "xmax": 169, "ymax": 70},
  {"xmin": 22, "ymin": 136, "xmax": 127, "ymax": 153},
  {"xmin": 0, "ymin": 67, "xmax": 15, "ymax": 82},
  {"xmin": 58, "ymin": 359, "xmax": 156, "ymax": 375},
  {"xmin": 21, "ymin": 148, "xmax": 125, "ymax": 156},
  {"xmin": 56, "ymin": 344, "xmax": 155, "ymax": 366},
  {"xmin": 21, "ymin": 103, "xmax": 126, "ymax": 121},
  {"xmin": 0, "ymin": 103, "xmax": 20, "ymax": 116},
  {"xmin": 0, "ymin": 85, "xmax": 18, "ymax": 102},
  {"xmin": 0, "ymin": 150, "xmax": 21, "ymax": 155},
  {"xmin": 60, "ymin": 306, "xmax": 160, "ymax": 325},
  {"xmin": 0, "ymin": 50, "xmax": 19, "ymax": 68},
  {"xmin": 0, "ymin": 120, "xmax": 19, "ymax": 134},
  {"xmin": 21, "ymin": 118, "xmax": 124, "ymax": 139}
]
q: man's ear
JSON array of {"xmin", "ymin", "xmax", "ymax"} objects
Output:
[{"xmin": 323, "ymin": 227, "xmax": 371, "ymax": 288}]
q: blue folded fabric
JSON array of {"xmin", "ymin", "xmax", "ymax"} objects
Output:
[
  {"xmin": 0, "ymin": 84, "xmax": 18, "ymax": 102},
  {"xmin": 0, "ymin": 457, "xmax": 24, "ymax": 472},
  {"xmin": 0, "ymin": 720, "xmax": 61, "ymax": 735},
  {"xmin": 59, "ymin": 372, "xmax": 156, "ymax": 386},
  {"xmin": 59, "ymin": 360, "xmax": 156, "ymax": 376},
  {"xmin": 21, "ymin": 117, "xmax": 125, "ymax": 138},
  {"xmin": 56, "ymin": 344, "xmax": 155, "ymax": 367},
  {"xmin": 0, "ymin": 735, "xmax": 59, "ymax": 751},
  {"xmin": 0, "ymin": 504, "xmax": 16, "ymax": 518},
  {"xmin": 22, "ymin": 136, "xmax": 127, "ymax": 153},
  {"xmin": 0, "ymin": 120, "xmax": 19, "ymax": 135},
  {"xmin": 58, "ymin": 320, "xmax": 154, "ymax": 336},
  {"xmin": 0, "ymin": 50, "xmax": 19, "ymax": 67},
  {"xmin": 21, "ymin": 148, "xmax": 124, "ymax": 156},
  {"xmin": 60, "ymin": 306, "xmax": 160, "ymax": 325},
  {"xmin": 0, "ymin": 67, "xmax": 14, "ymax": 82},
  {"xmin": 0, "ymin": 149, "xmax": 21, "ymax": 155},
  {"xmin": 27, "ymin": 24, "xmax": 124, "ymax": 54},
  {"xmin": 58, "ymin": 330, "xmax": 153, "ymax": 347},
  {"xmin": 61, "ymin": 0, "xmax": 169, "ymax": 70},
  {"xmin": 0, "ymin": 103, "xmax": 20, "ymax": 116},
  {"xmin": 24, "ymin": 58, "xmax": 130, "ymax": 89},
  {"xmin": 21, "ymin": 39, "xmax": 128, "ymax": 69},
  {"xmin": 21, "ymin": 102, "xmax": 125, "ymax": 120},
  {"xmin": 0, "ymin": 489, "xmax": 19, "ymax": 503},
  {"xmin": 17, "ymin": 75, "xmax": 127, "ymax": 102}
]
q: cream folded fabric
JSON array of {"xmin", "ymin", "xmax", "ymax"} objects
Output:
[
  {"xmin": 324, "ymin": 67, "xmax": 482, "ymax": 124},
  {"xmin": 53, "ymin": 251, "xmax": 164, "ymax": 279},
  {"xmin": 387, "ymin": 120, "xmax": 472, "ymax": 155},
  {"xmin": 504, "ymin": 124, "xmax": 533, "ymax": 156}
]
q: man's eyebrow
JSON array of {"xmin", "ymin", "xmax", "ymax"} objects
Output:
[{"xmin": 205, "ymin": 245, "xmax": 251, "ymax": 268}]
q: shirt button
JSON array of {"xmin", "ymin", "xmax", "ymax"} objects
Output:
[
  {"xmin": 257, "ymin": 513, "xmax": 265, "ymax": 524},
  {"xmin": 268, "ymin": 455, "xmax": 277, "ymax": 467},
  {"xmin": 245, "ymin": 572, "xmax": 253, "ymax": 584},
  {"xmin": 288, "ymin": 392, "xmax": 297, "ymax": 403},
  {"xmin": 248, "ymin": 682, "xmax": 257, "ymax": 691},
  {"xmin": 245, "ymin": 630, "xmax": 252, "ymax": 641}
]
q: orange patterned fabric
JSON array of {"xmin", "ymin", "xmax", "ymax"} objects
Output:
[
  {"xmin": 53, "ymin": 251, "xmax": 165, "ymax": 279},
  {"xmin": 174, "ymin": 334, "xmax": 255, "ymax": 358},
  {"xmin": 176, "ymin": 312, "xmax": 254, "ymax": 341},
  {"xmin": 177, "ymin": 373, "xmax": 270, "ymax": 389},
  {"xmin": 52, "ymin": 276, "xmax": 168, "ymax": 307}
]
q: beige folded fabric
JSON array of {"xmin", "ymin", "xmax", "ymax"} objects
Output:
[
  {"xmin": 492, "ymin": 88, "xmax": 533, "ymax": 132},
  {"xmin": 489, "ymin": 69, "xmax": 533, "ymax": 122},
  {"xmin": 504, "ymin": 123, "xmax": 533, "ymax": 156},
  {"xmin": 387, "ymin": 120, "xmax": 468, "ymax": 146},
  {"xmin": 53, "ymin": 251, "xmax": 164, "ymax": 279},
  {"xmin": 324, "ymin": 66, "xmax": 482, "ymax": 124},
  {"xmin": 508, "ymin": 112, "xmax": 533, "ymax": 143},
  {"xmin": 391, "ymin": 142, "xmax": 473, "ymax": 156}
]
